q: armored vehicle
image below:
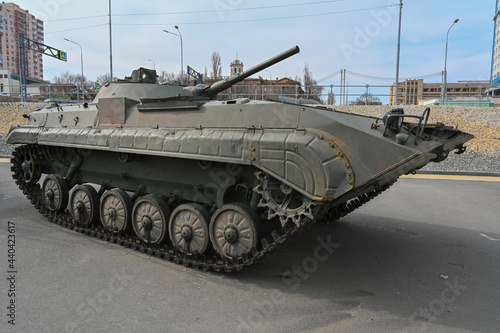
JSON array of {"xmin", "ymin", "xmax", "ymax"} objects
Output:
[{"xmin": 7, "ymin": 46, "xmax": 473, "ymax": 272}]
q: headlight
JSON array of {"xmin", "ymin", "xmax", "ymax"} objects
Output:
[{"xmin": 383, "ymin": 108, "xmax": 404, "ymax": 133}]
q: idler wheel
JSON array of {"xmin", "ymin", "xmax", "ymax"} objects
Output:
[
  {"xmin": 132, "ymin": 195, "xmax": 170, "ymax": 244},
  {"xmin": 100, "ymin": 189, "xmax": 133, "ymax": 234},
  {"xmin": 169, "ymin": 203, "xmax": 210, "ymax": 255},
  {"xmin": 19, "ymin": 148, "xmax": 41, "ymax": 184},
  {"xmin": 70, "ymin": 184, "xmax": 100, "ymax": 225},
  {"xmin": 209, "ymin": 203, "xmax": 261, "ymax": 259},
  {"xmin": 42, "ymin": 174, "xmax": 69, "ymax": 212}
]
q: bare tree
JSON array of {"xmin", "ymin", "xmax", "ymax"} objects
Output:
[
  {"xmin": 303, "ymin": 64, "xmax": 323, "ymax": 103},
  {"xmin": 52, "ymin": 71, "xmax": 79, "ymax": 85},
  {"xmin": 157, "ymin": 71, "xmax": 177, "ymax": 84},
  {"xmin": 50, "ymin": 71, "xmax": 93, "ymax": 99},
  {"xmin": 95, "ymin": 73, "xmax": 117, "ymax": 85},
  {"xmin": 211, "ymin": 51, "xmax": 222, "ymax": 80},
  {"xmin": 349, "ymin": 93, "xmax": 382, "ymax": 105}
]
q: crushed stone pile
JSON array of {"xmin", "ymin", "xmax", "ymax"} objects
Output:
[{"xmin": 0, "ymin": 102, "xmax": 46, "ymax": 134}]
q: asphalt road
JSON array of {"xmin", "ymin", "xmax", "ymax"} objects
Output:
[{"xmin": 0, "ymin": 160, "xmax": 499, "ymax": 333}]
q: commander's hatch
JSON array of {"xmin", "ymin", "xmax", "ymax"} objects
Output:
[{"xmin": 137, "ymin": 95, "xmax": 209, "ymax": 112}]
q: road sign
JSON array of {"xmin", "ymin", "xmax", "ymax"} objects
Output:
[
  {"xmin": 58, "ymin": 50, "xmax": 67, "ymax": 62},
  {"xmin": 96, "ymin": 81, "xmax": 101, "ymax": 91},
  {"xmin": 18, "ymin": 33, "xmax": 70, "ymax": 102},
  {"xmin": 187, "ymin": 66, "xmax": 203, "ymax": 83}
]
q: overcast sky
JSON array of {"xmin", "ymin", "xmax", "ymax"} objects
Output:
[{"xmin": 16, "ymin": 0, "xmax": 494, "ymax": 99}]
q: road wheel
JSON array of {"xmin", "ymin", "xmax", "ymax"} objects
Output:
[{"xmin": 209, "ymin": 203, "xmax": 261, "ymax": 259}]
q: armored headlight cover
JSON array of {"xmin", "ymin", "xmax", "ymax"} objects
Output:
[{"xmin": 383, "ymin": 108, "xmax": 404, "ymax": 133}]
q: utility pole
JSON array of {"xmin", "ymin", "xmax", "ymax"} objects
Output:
[
  {"xmin": 109, "ymin": 0, "xmax": 113, "ymax": 82},
  {"xmin": 394, "ymin": 0, "xmax": 403, "ymax": 105},
  {"xmin": 365, "ymin": 84, "xmax": 369, "ymax": 105},
  {"xmin": 346, "ymin": 78, "xmax": 349, "ymax": 105},
  {"xmin": 340, "ymin": 69, "xmax": 344, "ymax": 105},
  {"xmin": 18, "ymin": 34, "xmax": 26, "ymax": 102}
]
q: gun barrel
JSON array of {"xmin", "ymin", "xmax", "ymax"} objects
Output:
[{"xmin": 206, "ymin": 45, "xmax": 300, "ymax": 97}]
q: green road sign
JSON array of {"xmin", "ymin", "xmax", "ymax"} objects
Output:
[{"xmin": 96, "ymin": 81, "xmax": 101, "ymax": 91}]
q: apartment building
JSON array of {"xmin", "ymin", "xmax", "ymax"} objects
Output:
[
  {"xmin": 490, "ymin": 0, "xmax": 500, "ymax": 98},
  {"xmin": 0, "ymin": 2, "xmax": 44, "ymax": 80}
]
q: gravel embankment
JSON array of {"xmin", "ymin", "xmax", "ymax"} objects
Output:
[
  {"xmin": 0, "ymin": 102, "xmax": 46, "ymax": 158},
  {"xmin": 1, "ymin": 103, "xmax": 499, "ymax": 174}
]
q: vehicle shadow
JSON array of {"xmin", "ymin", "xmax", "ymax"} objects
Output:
[{"xmin": 228, "ymin": 212, "xmax": 499, "ymax": 332}]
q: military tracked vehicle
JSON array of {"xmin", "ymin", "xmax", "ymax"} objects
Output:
[{"xmin": 7, "ymin": 46, "xmax": 473, "ymax": 272}]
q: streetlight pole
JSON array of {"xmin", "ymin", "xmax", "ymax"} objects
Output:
[
  {"xmin": 148, "ymin": 59, "xmax": 155, "ymax": 70},
  {"xmin": 64, "ymin": 38, "xmax": 84, "ymax": 102},
  {"xmin": 163, "ymin": 26, "xmax": 184, "ymax": 85},
  {"xmin": 109, "ymin": 0, "xmax": 113, "ymax": 82},
  {"xmin": 394, "ymin": 0, "xmax": 403, "ymax": 105},
  {"xmin": 442, "ymin": 19, "xmax": 459, "ymax": 104},
  {"xmin": 265, "ymin": 70, "xmax": 272, "ymax": 98}
]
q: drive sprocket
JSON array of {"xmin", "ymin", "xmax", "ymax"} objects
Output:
[{"xmin": 254, "ymin": 173, "xmax": 314, "ymax": 227}]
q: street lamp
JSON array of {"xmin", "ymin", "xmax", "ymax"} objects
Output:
[
  {"xmin": 148, "ymin": 59, "xmax": 156, "ymax": 70},
  {"xmin": 64, "ymin": 38, "xmax": 84, "ymax": 102},
  {"xmin": 265, "ymin": 70, "xmax": 272, "ymax": 81},
  {"xmin": 442, "ymin": 18, "xmax": 459, "ymax": 104},
  {"xmin": 394, "ymin": 0, "xmax": 403, "ymax": 105},
  {"xmin": 163, "ymin": 26, "xmax": 184, "ymax": 85},
  {"xmin": 265, "ymin": 70, "xmax": 272, "ymax": 98}
]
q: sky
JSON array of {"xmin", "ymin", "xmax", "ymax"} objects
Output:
[{"xmin": 14, "ymin": 0, "xmax": 496, "ymax": 101}]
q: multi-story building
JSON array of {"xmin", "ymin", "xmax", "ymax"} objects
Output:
[
  {"xmin": 0, "ymin": 2, "xmax": 44, "ymax": 80},
  {"xmin": 490, "ymin": 0, "xmax": 500, "ymax": 97},
  {"xmin": 390, "ymin": 79, "xmax": 489, "ymax": 105}
]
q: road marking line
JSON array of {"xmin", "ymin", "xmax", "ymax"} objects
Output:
[
  {"xmin": 401, "ymin": 174, "xmax": 500, "ymax": 182},
  {"xmin": 480, "ymin": 233, "xmax": 500, "ymax": 241},
  {"xmin": 0, "ymin": 158, "xmax": 10, "ymax": 163}
]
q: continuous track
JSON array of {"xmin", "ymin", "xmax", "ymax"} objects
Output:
[{"xmin": 11, "ymin": 144, "xmax": 396, "ymax": 273}]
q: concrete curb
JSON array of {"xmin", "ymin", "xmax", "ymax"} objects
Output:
[{"xmin": 415, "ymin": 170, "xmax": 500, "ymax": 177}]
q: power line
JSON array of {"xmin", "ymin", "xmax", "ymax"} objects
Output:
[
  {"xmin": 114, "ymin": 0, "xmax": 348, "ymax": 17},
  {"xmin": 318, "ymin": 70, "xmax": 342, "ymax": 82},
  {"xmin": 46, "ymin": 24, "xmax": 108, "ymax": 34},
  {"xmin": 112, "ymin": 6, "xmax": 389, "ymax": 27},
  {"xmin": 318, "ymin": 70, "xmax": 442, "ymax": 83},
  {"xmin": 44, "ymin": 15, "xmax": 107, "ymax": 23},
  {"xmin": 347, "ymin": 70, "xmax": 442, "ymax": 82},
  {"xmin": 44, "ymin": 0, "xmax": 348, "ymax": 22},
  {"xmin": 45, "ymin": 5, "xmax": 388, "ymax": 33}
]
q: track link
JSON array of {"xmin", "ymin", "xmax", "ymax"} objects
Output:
[{"xmin": 10, "ymin": 144, "xmax": 396, "ymax": 273}]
